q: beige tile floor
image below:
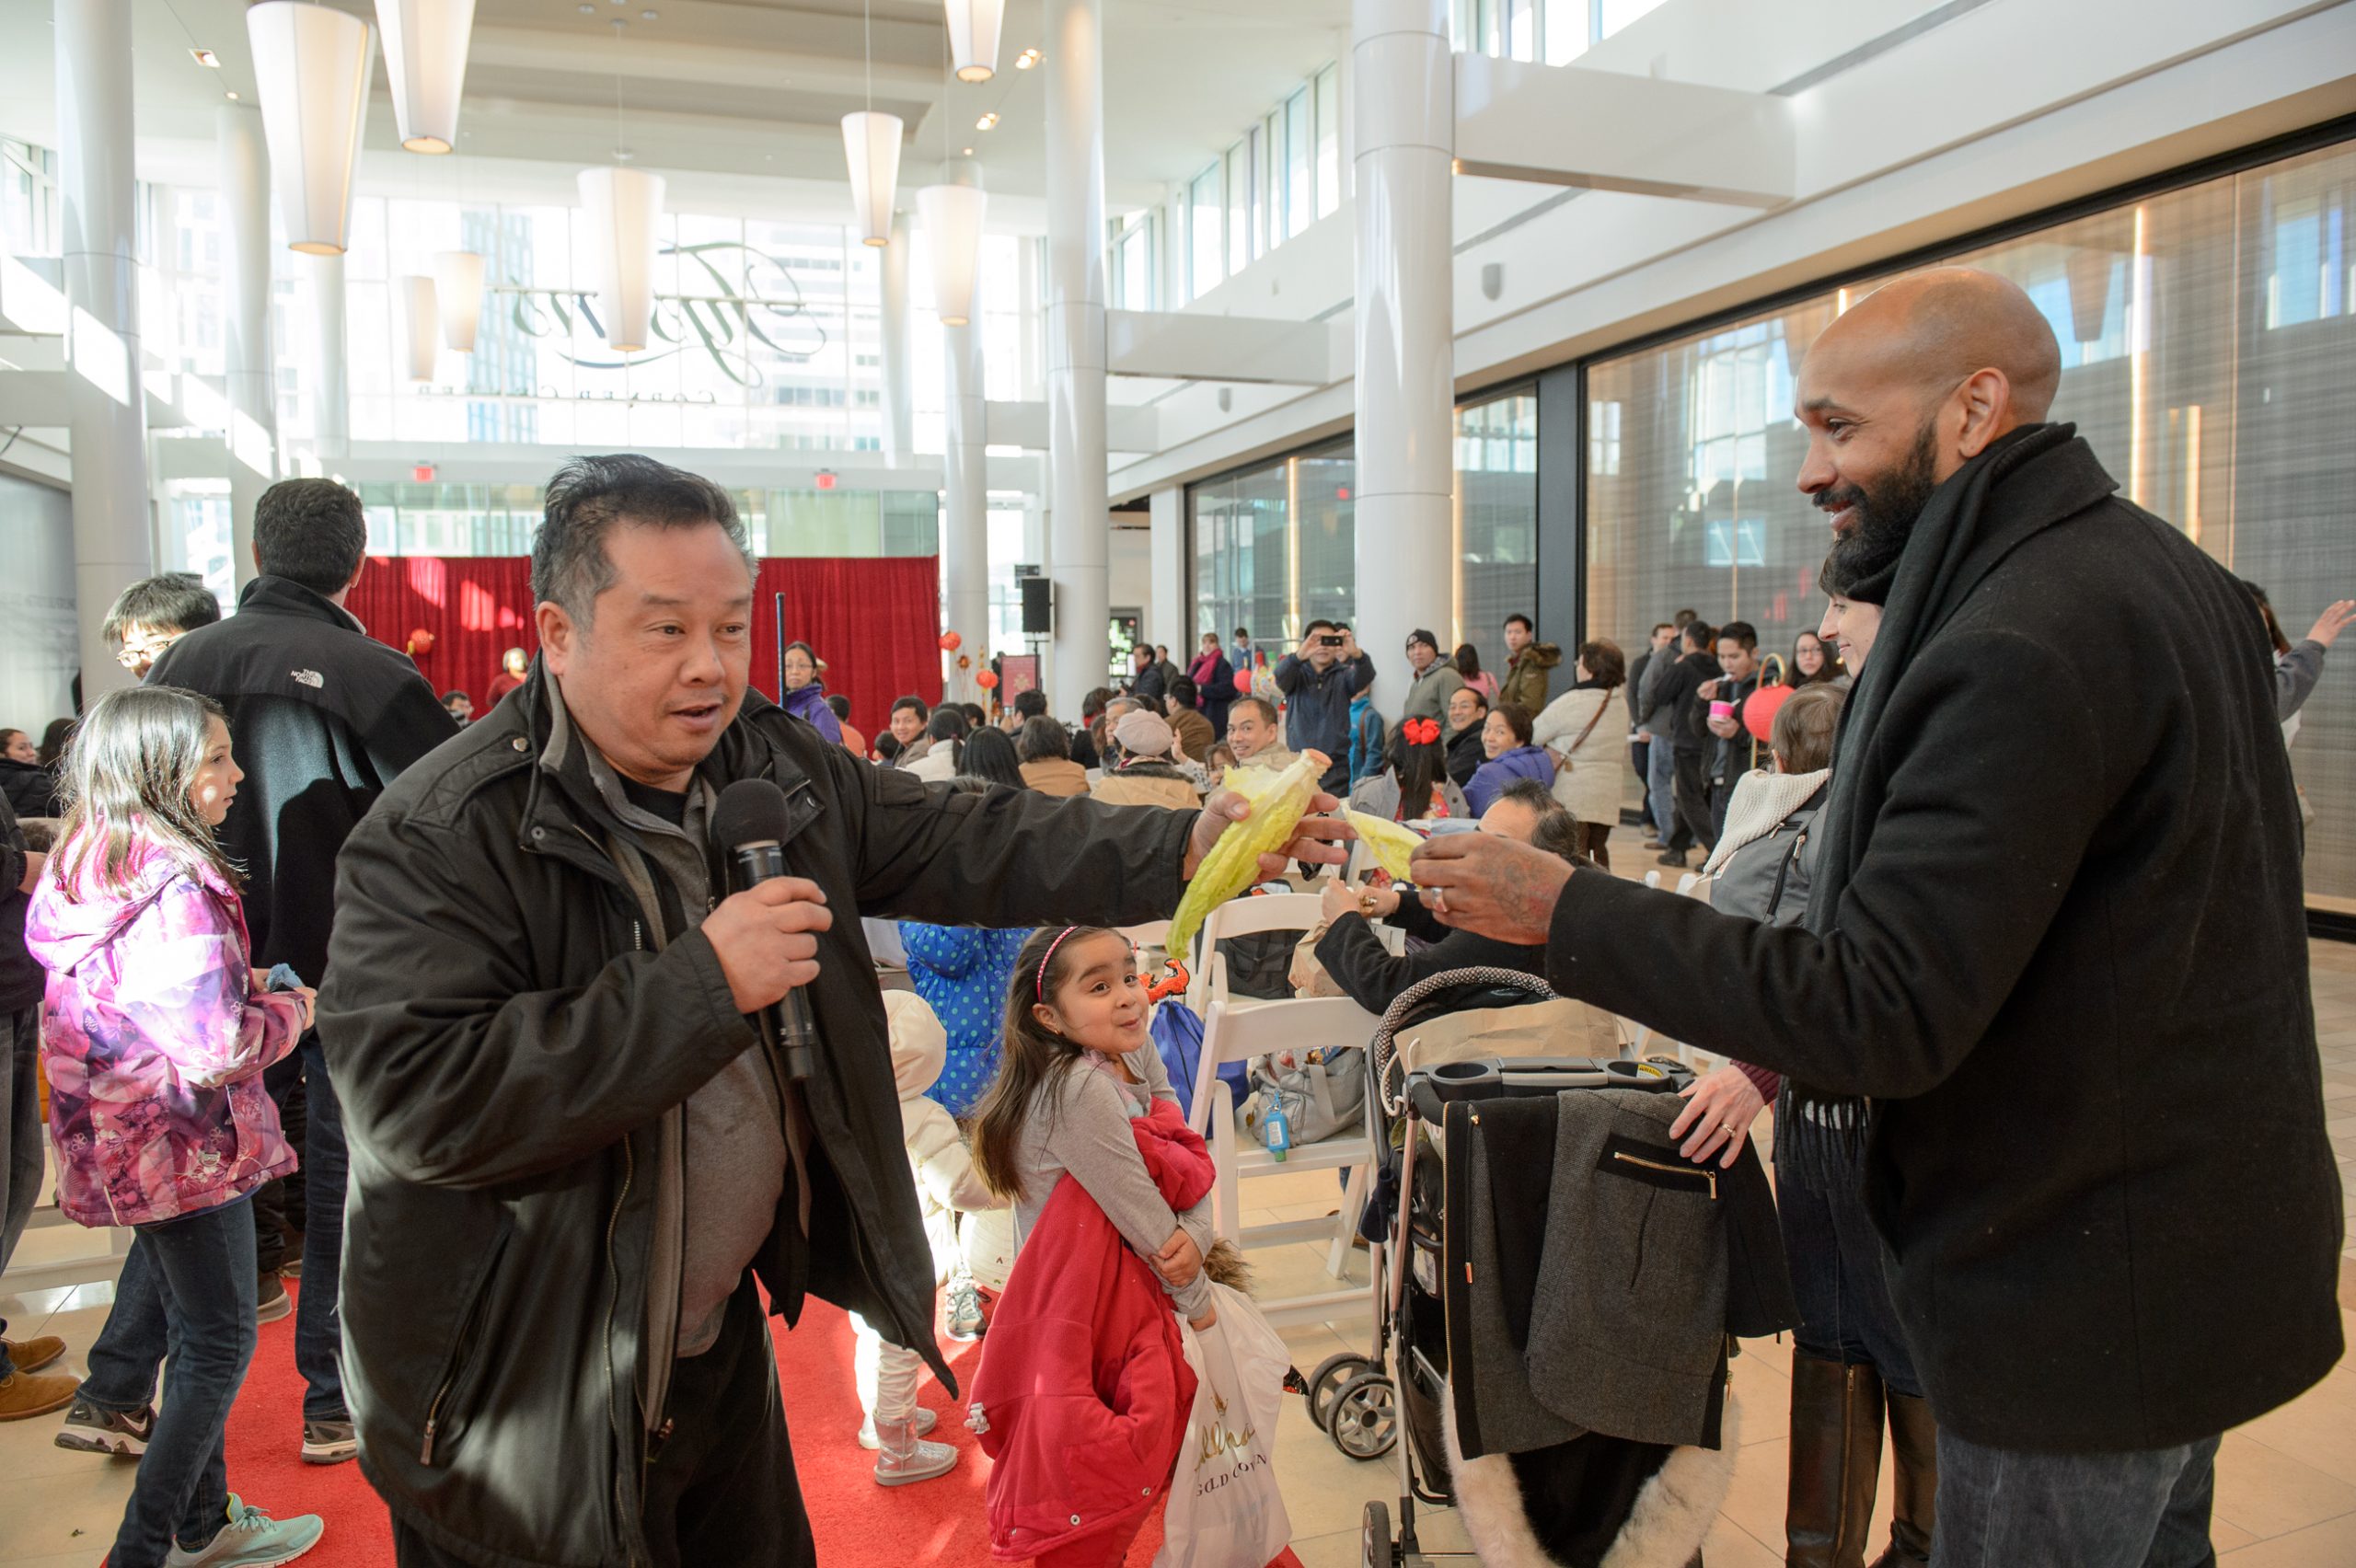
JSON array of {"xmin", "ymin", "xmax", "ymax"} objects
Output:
[{"xmin": 3, "ymin": 824, "xmax": 2351, "ymax": 1565}]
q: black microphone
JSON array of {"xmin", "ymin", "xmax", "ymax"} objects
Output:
[{"xmin": 712, "ymin": 778, "xmax": 818, "ymax": 1085}]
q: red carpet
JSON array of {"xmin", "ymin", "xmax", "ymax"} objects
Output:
[{"xmin": 216, "ymin": 1281, "xmax": 1301, "ymax": 1568}]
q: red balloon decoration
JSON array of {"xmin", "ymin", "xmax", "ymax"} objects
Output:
[
  {"xmin": 976, "ymin": 670, "xmax": 999, "ymax": 690},
  {"xmin": 939, "ymin": 630, "xmax": 964, "ymax": 651},
  {"xmin": 1743, "ymin": 682, "xmax": 1794, "ymax": 743}
]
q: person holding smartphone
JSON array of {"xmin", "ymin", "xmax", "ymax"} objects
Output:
[{"xmin": 1273, "ymin": 620, "xmax": 1374, "ymax": 794}]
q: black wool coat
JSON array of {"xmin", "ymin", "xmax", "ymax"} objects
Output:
[
  {"xmin": 1542, "ymin": 430, "xmax": 2343, "ymax": 1452},
  {"xmin": 146, "ymin": 576, "xmax": 459, "ymax": 985}
]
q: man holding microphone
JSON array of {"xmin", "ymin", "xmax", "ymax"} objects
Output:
[{"xmin": 319, "ymin": 455, "xmax": 1345, "ymax": 1567}]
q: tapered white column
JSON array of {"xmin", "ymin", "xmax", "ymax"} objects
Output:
[
  {"xmin": 308, "ymin": 253, "xmax": 351, "ymax": 460},
  {"xmin": 943, "ymin": 319, "xmax": 988, "ymax": 701},
  {"xmin": 57, "ymin": 0, "xmax": 153, "ymax": 697},
  {"xmin": 1044, "ymin": 0, "xmax": 1108, "ymax": 712},
  {"xmin": 219, "ymin": 104, "xmax": 277, "ymax": 592},
  {"xmin": 1148, "ymin": 486, "xmax": 1186, "ymax": 656},
  {"xmin": 879, "ymin": 210, "xmax": 914, "ymax": 466},
  {"xmin": 1351, "ymin": 0, "xmax": 1454, "ymax": 717}
]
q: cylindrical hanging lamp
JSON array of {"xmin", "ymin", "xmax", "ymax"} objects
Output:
[
  {"xmin": 398, "ymin": 274, "xmax": 441, "ymax": 380},
  {"xmin": 246, "ymin": 1, "xmax": 375, "ymax": 255},
  {"xmin": 918, "ymin": 180, "xmax": 987, "ymax": 326},
  {"xmin": 841, "ymin": 111, "xmax": 904, "ymax": 248},
  {"xmin": 945, "ymin": 0, "xmax": 1006, "ymax": 83},
  {"xmin": 375, "ymin": 0, "xmax": 478, "ymax": 155},
  {"xmin": 577, "ymin": 166, "xmax": 666, "ymax": 353},
  {"xmin": 433, "ymin": 249, "xmax": 485, "ymax": 351}
]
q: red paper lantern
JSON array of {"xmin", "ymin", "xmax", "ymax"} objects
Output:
[
  {"xmin": 939, "ymin": 630, "xmax": 964, "ymax": 651},
  {"xmin": 1743, "ymin": 682, "xmax": 1794, "ymax": 743},
  {"xmin": 976, "ymin": 670, "xmax": 999, "ymax": 690},
  {"xmin": 405, "ymin": 628, "xmax": 435, "ymax": 657}
]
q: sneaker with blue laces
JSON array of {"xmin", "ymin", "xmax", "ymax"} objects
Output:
[{"xmin": 161, "ymin": 1493, "xmax": 324, "ymax": 1567}]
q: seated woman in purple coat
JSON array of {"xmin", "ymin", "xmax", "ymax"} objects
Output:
[
  {"xmin": 1464, "ymin": 701, "xmax": 1556, "ymax": 816},
  {"xmin": 780, "ymin": 640, "xmax": 844, "ymax": 744}
]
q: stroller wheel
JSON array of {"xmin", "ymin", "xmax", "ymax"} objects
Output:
[
  {"xmin": 1328, "ymin": 1373, "xmax": 1400, "ymax": 1460},
  {"xmin": 1306, "ymin": 1351, "xmax": 1371, "ymax": 1429},
  {"xmin": 1360, "ymin": 1500, "xmax": 1393, "ymax": 1568}
]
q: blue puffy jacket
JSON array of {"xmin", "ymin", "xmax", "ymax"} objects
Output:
[{"xmin": 899, "ymin": 921, "xmax": 1034, "ymax": 1114}]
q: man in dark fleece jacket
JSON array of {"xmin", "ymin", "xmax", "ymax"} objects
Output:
[
  {"xmin": 1275, "ymin": 619, "xmax": 1375, "ymax": 793},
  {"xmin": 145, "ymin": 478, "xmax": 457, "ymax": 1461},
  {"xmin": 1406, "ymin": 269, "xmax": 2342, "ymax": 1568}
]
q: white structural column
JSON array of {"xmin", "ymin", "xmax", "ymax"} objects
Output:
[
  {"xmin": 1350, "ymin": 0, "xmax": 1455, "ymax": 718},
  {"xmin": 1043, "ymin": 0, "xmax": 1109, "ymax": 711},
  {"xmin": 218, "ymin": 103, "xmax": 276, "ymax": 592},
  {"xmin": 942, "ymin": 318, "xmax": 988, "ymax": 702},
  {"xmin": 56, "ymin": 0, "xmax": 154, "ymax": 698},
  {"xmin": 309, "ymin": 253, "xmax": 351, "ymax": 460},
  {"xmin": 879, "ymin": 209, "xmax": 914, "ymax": 466},
  {"xmin": 1147, "ymin": 487, "xmax": 1186, "ymax": 658}
]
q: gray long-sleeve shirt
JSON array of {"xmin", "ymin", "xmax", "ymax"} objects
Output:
[
  {"xmin": 2276, "ymin": 640, "xmax": 2327, "ymax": 721},
  {"xmin": 1011, "ymin": 1044, "xmax": 1215, "ymax": 1317}
]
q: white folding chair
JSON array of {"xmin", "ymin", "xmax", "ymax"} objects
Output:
[
  {"xmin": 1182, "ymin": 891, "xmax": 1325, "ymax": 1017},
  {"xmin": 1191, "ymin": 986, "xmax": 1380, "ymax": 1326}
]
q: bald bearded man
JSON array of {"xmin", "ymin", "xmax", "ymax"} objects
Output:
[{"xmin": 1410, "ymin": 268, "xmax": 2341, "ymax": 1568}]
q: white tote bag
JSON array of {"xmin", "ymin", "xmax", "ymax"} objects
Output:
[{"xmin": 1156, "ymin": 1284, "xmax": 1293, "ymax": 1568}]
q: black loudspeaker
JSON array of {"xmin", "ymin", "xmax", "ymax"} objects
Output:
[{"xmin": 1020, "ymin": 576, "xmax": 1052, "ymax": 635}]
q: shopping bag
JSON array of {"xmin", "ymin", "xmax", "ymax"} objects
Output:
[{"xmin": 1156, "ymin": 1285, "xmax": 1292, "ymax": 1568}]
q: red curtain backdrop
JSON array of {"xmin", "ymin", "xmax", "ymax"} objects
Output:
[
  {"xmin": 348, "ymin": 555, "xmax": 943, "ymax": 742},
  {"xmin": 348, "ymin": 556, "xmax": 537, "ymax": 710},
  {"xmin": 752, "ymin": 556, "xmax": 944, "ymax": 742}
]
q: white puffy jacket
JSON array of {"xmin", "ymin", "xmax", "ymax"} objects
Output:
[{"xmin": 883, "ymin": 990, "xmax": 1005, "ymax": 1282}]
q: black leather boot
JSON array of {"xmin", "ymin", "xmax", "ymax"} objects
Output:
[
  {"xmin": 1868, "ymin": 1389, "xmax": 1935, "ymax": 1566},
  {"xmin": 1786, "ymin": 1352, "xmax": 1884, "ymax": 1568}
]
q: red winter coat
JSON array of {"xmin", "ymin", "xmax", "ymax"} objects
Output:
[{"xmin": 973, "ymin": 1099, "xmax": 1215, "ymax": 1562}]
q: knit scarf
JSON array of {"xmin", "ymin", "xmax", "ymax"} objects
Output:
[
  {"xmin": 1700, "ymin": 767, "xmax": 1830, "ymax": 880},
  {"xmin": 1775, "ymin": 421, "xmax": 2087, "ymax": 1190}
]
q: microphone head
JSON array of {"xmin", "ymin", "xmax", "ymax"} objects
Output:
[{"xmin": 713, "ymin": 778, "xmax": 793, "ymax": 851}]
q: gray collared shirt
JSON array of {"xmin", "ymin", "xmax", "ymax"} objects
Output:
[{"xmin": 551, "ymin": 679, "xmax": 791, "ymax": 1362}]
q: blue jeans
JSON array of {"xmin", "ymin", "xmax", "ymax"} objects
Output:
[
  {"xmin": 111, "ymin": 1195, "xmax": 259, "ymax": 1568},
  {"xmin": 84, "ymin": 1032, "xmax": 348, "ymax": 1424},
  {"xmin": 0, "ymin": 1004, "xmax": 41, "ymax": 1379},
  {"xmin": 288, "ymin": 1032, "xmax": 349, "ymax": 1422},
  {"xmin": 1646, "ymin": 735, "xmax": 1678, "ymax": 846},
  {"xmin": 1934, "ymin": 1428, "xmax": 2221, "ymax": 1568},
  {"xmin": 1779, "ymin": 1169, "xmax": 1923, "ymax": 1399}
]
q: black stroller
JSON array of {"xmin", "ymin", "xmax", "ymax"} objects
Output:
[{"xmin": 1300, "ymin": 969, "xmax": 1741, "ymax": 1568}]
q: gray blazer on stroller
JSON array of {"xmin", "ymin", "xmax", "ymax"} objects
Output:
[{"xmin": 1448, "ymin": 1087, "xmax": 1796, "ymax": 1458}]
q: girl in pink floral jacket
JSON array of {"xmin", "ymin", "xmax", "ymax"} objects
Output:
[{"xmin": 24, "ymin": 686, "xmax": 324, "ymax": 1567}]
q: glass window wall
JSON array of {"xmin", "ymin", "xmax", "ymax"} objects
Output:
[
  {"xmin": 1189, "ymin": 165, "xmax": 1222, "ymax": 299},
  {"xmin": 1189, "ymin": 388, "xmax": 1539, "ymax": 679},
  {"xmin": 1584, "ymin": 135, "xmax": 2356, "ymax": 902}
]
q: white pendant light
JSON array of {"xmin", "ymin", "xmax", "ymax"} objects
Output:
[
  {"xmin": 433, "ymin": 249, "xmax": 485, "ymax": 352},
  {"xmin": 246, "ymin": 1, "xmax": 376, "ymax": 256},
  {"xmin": 398, "ymin": 274, "xmax": 441, "ymax": 380},
  {"xmin": 945, "ymin": 0, "xmax": 1005, "ymax": 83},
  {"xmin": 918, "ymin": 179, "xmax": 987, "ymax": 327},
  {"xmin": 375, "ymin": 0, "xmax": 478, "ymax": 155},
  {"xmin": 840, "ymin": 3, "xmax": 901, "ymax": 248},
  {"xmin": 841, "ymin": 112, "xmax": 904, "ymax": 248},
  {"xmin": 578, "ymin": 166, "xmax": 665, "ymax": 353}
]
